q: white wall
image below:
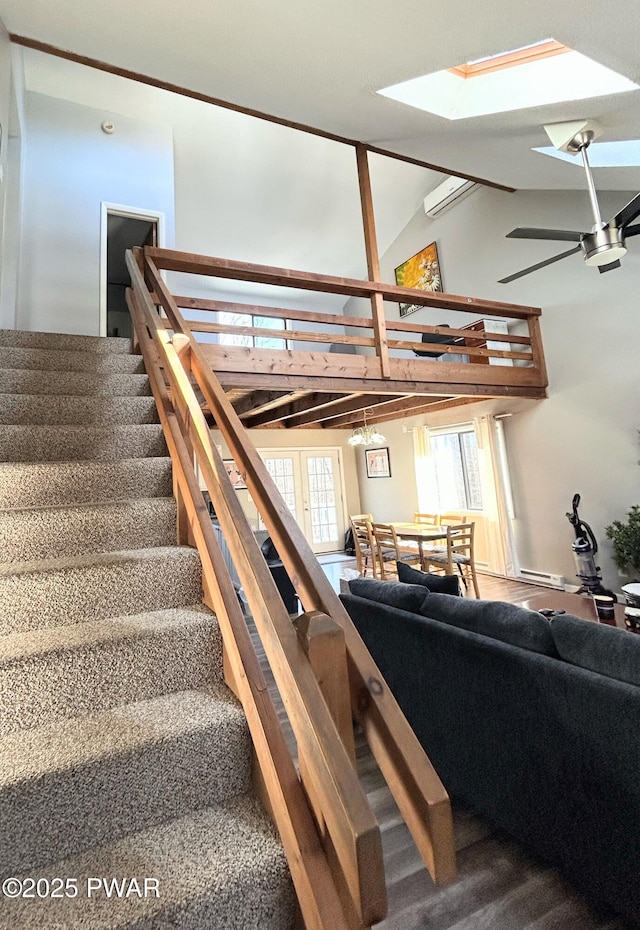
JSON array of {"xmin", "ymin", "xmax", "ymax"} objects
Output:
[
  {"xmin": 0, "ymin": 46, "xmax": 27, "ymax": 330},
  {"xmin": 354, "ymin": 419, "xmax": 417, "ymax": 522},
  {"xmin": 348, "ymin": 185, "xmax": 640, "ymax": 589},
  {"xmin": 19, "ymin": 92, "xmax": 175, "ymax": 334},
  {"xmin": 0, "ymin": 20, "xmax": 11, "ymax": 241},
  {"xmin": 0, "ymin": 20, "xmax": 18, "ymax": 326}
]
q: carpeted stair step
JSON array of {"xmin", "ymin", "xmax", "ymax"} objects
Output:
[
  {"xmin": 0, "ymin": 423, "xmax": 166, "ymax": 462},
  {"xmin": 0, "ymin": 393, "xmax": 159, "ymax": 425},
  {"xmin": 0, "ymin": 605, "xmax": 223, "ymax": 735},
  {"xmin": 0, "ymin": 458, "xmax": 173, "ymax": 509},
  {"xmin": 0, "ymin": 498, "xmax": 177, "ymax": 562},
  {"xmin": 0, "ymin": 688, "xmax": 251, "ymax": 876},
  {"xmin": 0, "ymin": 795, "xmax": 294, "ymax": 930},
  {"xmin": 0, "ymin": 328, "xmax": 132, "ymax": 354},
  {"xmin": 0, "ymin": 546, "xmax": 203, "ymax": 634},
  {"xmin": 0, "ymin": 345, "xmax": 145, "ymax": 374},
  {"xmin": 0, "ymin": 367, "xmax": 151, "ymax": 397}
]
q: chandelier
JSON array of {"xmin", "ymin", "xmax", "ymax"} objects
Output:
[{"xmin": 348, "ymin": 409, "xmax": 386, "ymax": 446}]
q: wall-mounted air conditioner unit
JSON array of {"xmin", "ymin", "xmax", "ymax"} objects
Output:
[{"xmin": 423, "ymin": 176, "xmax": 478, "ymax": 218}]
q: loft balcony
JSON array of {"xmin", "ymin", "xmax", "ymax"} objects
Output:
[{"xmin": 141, "ymin": 246, "xmax": 547, "ymax": 430}]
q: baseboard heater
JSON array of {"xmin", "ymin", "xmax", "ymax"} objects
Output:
[{"xmin": 519, "ymin": 569, "xmax": 565, "ymax": 588}]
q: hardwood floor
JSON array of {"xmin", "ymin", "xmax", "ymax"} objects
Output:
[{"xmin": 249, "ymin": 565, "xmax": 639, "ymax": 929}]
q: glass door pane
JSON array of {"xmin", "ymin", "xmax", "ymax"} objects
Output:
[
  {"xmin": 258, "ymin": 448, "xmax": 346, "ymax": 555},
  {"xmin": 262, "ymin": 455, "xmax": 302, "ymax": 521},
  {"xmin": 300, "ymin": 450, "xmax": 344, "ymax": 554}
]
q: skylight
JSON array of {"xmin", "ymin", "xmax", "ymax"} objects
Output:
[
  {"xmin": 534, "ymin": 140, "xmax": 640, "ymax": 168},
  {"xmin": 377, "ymin": 40, "xmax": 639, "ymax": 121}
]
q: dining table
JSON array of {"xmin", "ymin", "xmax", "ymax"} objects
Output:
[{"xmin": 390, "ymin": 522, "xmax": 448, "ymax": 566}]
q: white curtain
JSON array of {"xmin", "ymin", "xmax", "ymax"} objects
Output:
[
  {"xmin": 473, "ymin": 416, "xmax": 519, "ymax": 577},
  {"xmin": 413, "ymin": 426, "xmax": 439, "ymax": 514}
]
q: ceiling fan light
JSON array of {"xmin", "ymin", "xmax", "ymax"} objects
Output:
[
  {"xmin": 584, "ymin": 243, "xmax": 627, "ymax": 266},
  {"xmin": 582, "ymin": 225, "xmax": 627, "ymax": 266}
]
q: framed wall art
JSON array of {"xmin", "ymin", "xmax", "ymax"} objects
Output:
[
  {"xmin": 223, "ymin": 458, "xmax": 248, "ymax": 490},
  {"xmin": 365, "ymin": 447, "xmax": 391, "ymax": 479},
  {"xmin": 394, "ymin": 241, "xmax": 443, "ymax": 318}
]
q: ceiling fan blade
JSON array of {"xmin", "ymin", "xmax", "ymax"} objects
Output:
[
  {"xmin": 506, "ymin": 227, "xmax": 583, "ymax": 242},
  {"xmin": 612, "ymin": 192, "xmax": 640, "ymax": 230},
  {"xmin": 624, "ymin": 223, "xmax": 640, "ymax": 238},
  {"xmin": 498, "ymin": 246, "xmax": 582, "ymax": 284},
  {"xmin": 598, "ymin": 259, "xmax": 622, "ymax": 274}
]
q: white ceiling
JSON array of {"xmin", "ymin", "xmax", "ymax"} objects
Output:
[
  {"xmin": 3, "ymin": 0, "xmax": 640, "ymax": 307},
  {"xmin": 2, "ymin": 0, "xmax": 640, "ymax": 192}
]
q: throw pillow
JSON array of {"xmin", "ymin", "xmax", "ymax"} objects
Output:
[
  {"xmin": 348, "ymin": 577, "xmax": 429, "ymax": 614},
  {"xmin": 419, "ymin": 592, "xmax": 558, "ymax": 656},
  {"xmin": 397, "ymin": 560, "xmax": 461, "ymax": 596},
  {"xmin": 551, "ymin": 614, "xmax": 640, "ymax": 687}
]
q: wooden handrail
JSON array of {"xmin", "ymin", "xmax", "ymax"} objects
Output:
[
  {"xmin": 126, "ymin": 293, "xmax": 353, "ymax": 929},
  {"xmin": 146, "ymin": 246, "xmax": 541, "ymax": 319},
  {"xmin": 127, "ymin": 252, "xmax": 387, "ymax": 929},
  {"xmin": 169, "ymin": 294, "xmax": 535, "ymax": 343},
  {"xmin": 162, "ymin": 323, "xmax": 532, "ymax": 362},
  {"xmin": 156, "ymin": 319, "xmax": 533, "ymax": 362},
  {"xmin": 132, "ymin": 246, "xmax": 458, "ymax": 896}
]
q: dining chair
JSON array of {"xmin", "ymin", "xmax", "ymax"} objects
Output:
[
  {"xmin": 350, "ymin": 517, "xmax": 378, "ymax": 578},
  {"xmin": 371, "ymin": 522, "xmax": 422, "ymax": 581},
  {"xmin": 413, "ymin": 512, "xmax": 441, "ymax": 526},
  {"xmin": 421, "ymin": 522, "xmax": 480, "ymax": 598}
]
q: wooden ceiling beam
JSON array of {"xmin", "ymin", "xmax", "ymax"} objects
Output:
[
  {"xmin": 353, "ymin": 388, "xmax": 546, "ymax": 426},
  {"xmin": 243, "ymin": 392, "xmax": 348, "ymax": 428},
  {"xmin": 366, "ymin": 396, "xmax": 475, "ymax": 425},
  {"xmin": 324, "ymin": 384, "xmax": 547, "ymax": 428},
  {"xmin": 215, "ymin": 368, "xmax": 547, "ymax": 398},
  {"xmin": 10, "ymin": 35, "xmax": 515, "ymax": 193},
  {"xmin": 285, "ymin": 393, "xmax": 403, "ymax": 429},
  {"xmin": 326, "ymin": 394, "xmax": 452, "ymax": 428},
  {"xmin": 232, "ymin": 390, "xmax": 303, "ymax": 418}
]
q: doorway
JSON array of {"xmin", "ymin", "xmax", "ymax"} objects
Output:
[
  {"xmin": 259, "ymin": 448, "xmax": 347, "ymax": 554},
  {"xmin": 100, "ymin": 204, "xmax": 164, "ymax": 337}
]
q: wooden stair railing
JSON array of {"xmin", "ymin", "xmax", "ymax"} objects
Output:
[
  {"xmin": 127, "ymin": 260, "xmax": 383, "ymax": 930},
  {"xmin": 127, "ymin": 245, "xmax": 458, "ymax": 929}
]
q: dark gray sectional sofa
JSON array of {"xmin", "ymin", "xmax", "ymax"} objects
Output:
[{"xmin": 340, "ymin": 571, "xmax": 640, "ymax": 920}]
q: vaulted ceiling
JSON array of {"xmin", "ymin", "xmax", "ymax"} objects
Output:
[
  {"xmin": 3, "ymin": 0, "xmax": 640, "ymax": 193},
  {"xmin": 4, "ymin": 0, "xmax": 636, "ymax": 428}
]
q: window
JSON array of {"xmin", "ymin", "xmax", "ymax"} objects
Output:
[
  {"xmin": 430, "ymin": 428, "xmax": 483, "ymax": 511},
  {"xmin": 218, "ymin": 310, "xmax": 286, "ymax": 349},
  {"xmin": 377, "ymin": 40, "xmax": 638, "ymax": 121}
]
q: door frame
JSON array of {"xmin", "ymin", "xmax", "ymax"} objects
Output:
[{"xmin": 99, "ymin": 202, "xmax": 166, "ymax": 337}]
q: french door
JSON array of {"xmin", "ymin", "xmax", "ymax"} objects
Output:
[{"xmin": 259, "ymin": 448, "xmax": 346, "ymax": 555}]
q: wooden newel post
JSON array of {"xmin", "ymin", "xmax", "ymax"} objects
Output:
[{"xmin": 294, "ymin": 610, "xmax": 356, "ymax": 765}]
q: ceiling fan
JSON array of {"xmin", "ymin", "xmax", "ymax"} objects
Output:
[{"xmin": 499, "ymin": 120, "xmax": 640, "ymax": 284}]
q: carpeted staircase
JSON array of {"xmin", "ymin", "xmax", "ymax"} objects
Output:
[{"xmin": 0, "ymin": 329, "xmax": 294, "ymax": 929}]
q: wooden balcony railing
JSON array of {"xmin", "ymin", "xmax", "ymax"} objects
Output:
[
  {"xmin": 126, "ymin": 245, "xmax": 460, "ymax": 930},
  {"xmin": 144, "ymin": 246, "xmax": 547, "ymax": 404}
]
